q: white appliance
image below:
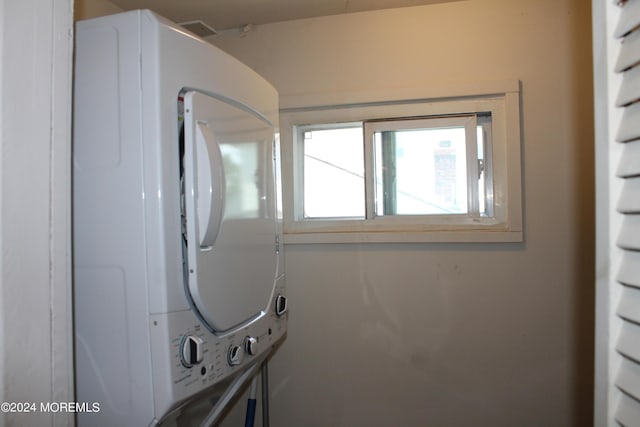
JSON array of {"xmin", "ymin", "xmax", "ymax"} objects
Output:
[{"xmin": 73, "ymin": 10, "xmax": 287, "ymax": 426}]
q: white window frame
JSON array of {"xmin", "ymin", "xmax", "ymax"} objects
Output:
[
  {"xmin": 279, "ymin": 81, "xmax": 522, "ymax": 244},
  {"xmin": 364, "ymin": 114, "xmax": 487, "ymax": 220}
]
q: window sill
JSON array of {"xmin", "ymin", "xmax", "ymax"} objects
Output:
[{"xmin": 283, "ymin": 230, "xmax": 523, "ymax": 244}]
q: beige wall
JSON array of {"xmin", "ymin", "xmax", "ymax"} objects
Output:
[
  {"xmin": 74, "ymin": 0, "xmax": 122, "ymax": 20},
  {"xmin": 210, "ymin": 0, "xmax": 595, "ymax": 426},
  {"xmin": 67, "ymin": 0, "xmax": 595, "ymax": 424}
]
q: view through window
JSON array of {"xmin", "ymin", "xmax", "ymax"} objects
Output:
[{"xmin": 299, "ymin": 114, "xmax": 492, "ymax": 220}]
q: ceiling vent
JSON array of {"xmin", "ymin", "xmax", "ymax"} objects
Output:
[{"xmin": 179, "ymin": 20, "xmax": 217, "ymax": 37}]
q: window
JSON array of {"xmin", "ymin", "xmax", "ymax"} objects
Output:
[
  {"xmin": 301, "ymin": 124, "xmax": 365, "ymax": 218},
  {"xmin": 280, "ymin": 81, "xmax": 522, "ymax": 243}
]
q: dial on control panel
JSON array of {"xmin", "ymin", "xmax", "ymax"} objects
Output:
[
  {"xmin": 180, "ymin": 335, "xmax": 204, "ymax": 368},
  {"xmin": 275, "ymin": 294, "xmax": 288, "ymax": 317},
  {"xmin": 244, "ymin": 336, "xmax": 258, "ymax": 356},
  {"xmin": 227, "ymin": 345, "xmax": 243, "ymax": 366}
]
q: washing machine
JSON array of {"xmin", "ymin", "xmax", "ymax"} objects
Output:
[{"xmin": 73, "ymin": 10, "xmax": 287, "ymax": 426}]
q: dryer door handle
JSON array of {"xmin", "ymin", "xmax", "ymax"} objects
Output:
[{"xmin": 195, "ymin": 120, "xmax": 226, "ymax": 250}]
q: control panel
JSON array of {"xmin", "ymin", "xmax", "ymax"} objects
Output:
[{"xmin": 149, "ymin": 289, "xmax": 288, "ymax": 415}]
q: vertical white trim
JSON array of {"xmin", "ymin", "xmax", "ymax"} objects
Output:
[
  {"xmin": 465, "ymin": 115, "xmax": 479, "ymax": 217},
  {"xmin": 593, "ymin": 2, "xmax": 611, "ymax": 426},
  {"xmin": 0, "ymin": 1, "xmax": 5, "ymax": 424},
  {"xmin": 0, "ymin": 0, "xmax": 73, "ymax": 425},
  {"xmin": 49, "ymin": 0, "xmax": 74, "ymax": 425},
  {"xmin": 503, "ymin": 91, "xmax": 522, "ymax": 232},
  {"xmin": 605, "ymin": 2, "xmax": 624, "ymax": 425},
  {"xmin": 363, "ymin": 123, "xmax": 376, "ymax": 220}
]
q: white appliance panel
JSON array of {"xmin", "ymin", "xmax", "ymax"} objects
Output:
[{"xmin": 73, "ymin": 10, "xmax": 287, "ymax": 426}]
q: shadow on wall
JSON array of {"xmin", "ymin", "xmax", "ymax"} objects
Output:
[{"xmin": 566, "ymin": 0, "xmax": 596, "ymax": 425}]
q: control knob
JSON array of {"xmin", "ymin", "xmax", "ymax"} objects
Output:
[
  {"xmin": 275, "ymin": 294, "xmax": 288, "ymax": 317},
  {"xmin": 244, "ymin": 336, "xmax": 258, "ymax": 356},
  {"xmin": 180, "ymin": 335, "xmax": 203, "ymax": 368},
  {"xmin": 227, "ymin": 345, "xmax": 243, "ymax": 366}
]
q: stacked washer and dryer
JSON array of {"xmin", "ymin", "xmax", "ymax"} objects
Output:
[{"xmin": 73, "ymin": 10, "xmax": 287, "ymax": 426}]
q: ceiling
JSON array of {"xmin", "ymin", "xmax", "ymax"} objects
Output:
[{"xmin": 108, "ymin": 0, "xmax": 463, "ymax": 31}]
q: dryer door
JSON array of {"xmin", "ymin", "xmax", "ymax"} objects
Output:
[{"xmin": 182, "ymin": 90, "xmax": 279, "ymax": 332}]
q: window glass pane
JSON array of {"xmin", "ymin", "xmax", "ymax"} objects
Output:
[
  {"xmin": 303, "ymin": 126, "xmax": 365, "ymax": 218},
  {"xmin": 374, "ymin": 126, "xmax": 468, "ymax": 216}
]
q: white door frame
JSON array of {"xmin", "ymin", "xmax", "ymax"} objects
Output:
[{"xmin": 0, "ymin": 0, "xmax": 74, "ymax": 426}]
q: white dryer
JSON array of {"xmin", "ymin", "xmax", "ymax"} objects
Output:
[{"xmin": 73, "ymin": 10, "xmax": 287, "ymax": 426}]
